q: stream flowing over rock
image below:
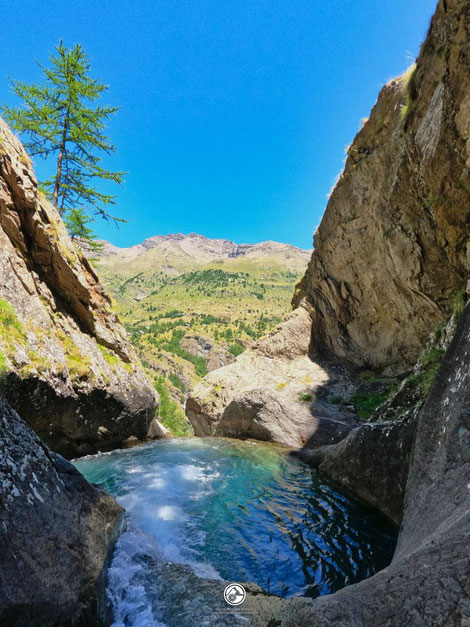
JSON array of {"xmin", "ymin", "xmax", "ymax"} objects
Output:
[
  {"xmin": 0, "ymin": 118, "xmax": 162, "ymax": 457},
  {"xmin": 0, "ymin": 397, "xmax": 123, "ymax": 625}
]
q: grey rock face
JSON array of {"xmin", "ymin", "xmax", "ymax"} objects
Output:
[
  {"xmin": 295, "ymin": 416, "xmax": 416, "ymax": 525},
  {"xmin": 0, "ymin": 397, "xmax": 123, "ymax": 626},
  {"xmin": 186, "ymin": 306, "xmax": 357, "ymax": 448},
  {"xmin": 0, "ymin": 118, "xmax": 159, "ymax": 457}
]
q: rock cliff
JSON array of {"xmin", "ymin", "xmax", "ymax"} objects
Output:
[
  {"xmin": 0, "ymin": 118, "xmax": 161, "ymax": 457},
  {"xmin": 0, "ymin": 397, "xmax": 123, "ymax": 625},
  {"xmin": 294, "ymin": 0, "xmax": 470, "ymax": 373}
]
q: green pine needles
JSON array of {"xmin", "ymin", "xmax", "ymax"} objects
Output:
[{"xmin": 1, "ymin": 41, "xmax": 125, "ymax": 247}]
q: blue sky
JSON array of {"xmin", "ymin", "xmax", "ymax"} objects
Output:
[{"xmin": 1, "ymin": 0, "xmax": 437, "ymax": 249}]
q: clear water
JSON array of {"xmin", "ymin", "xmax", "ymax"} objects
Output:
[{"xmin": 74, "ymin": 437, "xmax": 397, "ymax": 622}]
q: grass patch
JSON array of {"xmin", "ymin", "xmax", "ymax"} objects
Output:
[
  {"xmin": 400, "ymin": 64, "xmax": 418, "ymax": 125},
  {"xmin": 450, "ymin": 286, "xmax": 468, "ymax": 319},
  {"xmin": 58, "ymin": 331, "xmax": 91, "ymax": 380},
  {"xmin": 154, "ymin": 375, "xmax": 192, "ymax": 436},
  {"xmin": 168, "ymin": 372, "xmax": 186, "ymax": 393},
  {"xmin": 0, "ymin": 298, "xmax": 26, "ymax": 346},
  {"xmin": 408, "ymin": 347, "xmax": 445, "ymax": 395},
  {"xmin": 300, "ymin": 392, "xmax": 313, "ymax": 402},
  {"xmin": 351, "ymin": 390, "xmax": 390, "ymax": 420}
]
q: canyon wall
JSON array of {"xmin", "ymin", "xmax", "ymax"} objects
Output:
[
  {"xmin": 294, "ymin": 0, "xmax": 470, "ymax": 373},
  {"xmin": 0, "ymin": 118, "xmax": 161, "ymax": 457}
]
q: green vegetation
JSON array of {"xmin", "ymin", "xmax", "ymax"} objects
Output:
[
  {"xmin": 168, "ymin": 372, "xmax": 186, "ymax": 393},
  {"xmin": 351, "ymin": 390, "xmax": 390, "ymax": 420},
  {"xmin": 0, "ymin": 349, "xmax": 8, "ymax": 392},
  {"xmin": 408, "ymin": 347, "xmax": 445, "ymax": 395},
  {"xmin": 0, "ymin": 297, "xmax": 26, "ymax": 345},
  {"xmin": 64, "ymin": 208, "xmax": 104, "ymax": 254},
  {"xmin": 400, "ymin": 63, "xmax": 418, "ymax": 125},
  {"xmin": 58, "ymin": 331, "xmax": 91, "ymax": 380},
  {"xmin": 96, "ymin": 240, "xmax": 308, "ymax": 414},
  {"xmin": 154, "ymin": 376, "xmax": 192, "ymax": 436},
  {"xmin": 300, "ymin": 392, "xmax": 314, "ymax": 402},
  {"xmin": 1, "ymin": 42, "xmax": 125, "ymax": 247},
  {"xmin": 162, "ymin": 330, "xmax": 208, "ymax": 377},
  {"xmin": 451, "ymin": 286, "xmax": 468, "ymax": 319},
  {"xmin": 228, "ymin": 343, "xmax": 244, "ymax": 357}
]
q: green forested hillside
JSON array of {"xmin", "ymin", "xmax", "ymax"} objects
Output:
[{"xmin": 96, "ymin": 233, "xmax": 310, "ymax": 434}]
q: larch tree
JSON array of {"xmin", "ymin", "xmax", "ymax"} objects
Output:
[{"xmin": 1, "ymin": 42, "xmax": 125, "ymax": 251}]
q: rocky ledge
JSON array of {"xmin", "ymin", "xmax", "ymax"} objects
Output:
[{"xmin": 0, "ymin": 118, "xmax": 164, "ymax": 457}]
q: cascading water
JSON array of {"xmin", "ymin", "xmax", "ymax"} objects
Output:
[{"xmin": 74, "ymin": 437, "xmax": 397, "ymax": 626}]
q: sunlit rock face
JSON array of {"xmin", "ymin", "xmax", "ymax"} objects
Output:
[
  {"xmin": 186, "ymin": 306, "xmax": 358, "ymax": 448},
  {"xmin": 294, "ymin": 0, "xmax": 469, "ymax": 374},
  {"xmin": 0, "ymin": 118, "xmax": 160, "ymax": 457}
]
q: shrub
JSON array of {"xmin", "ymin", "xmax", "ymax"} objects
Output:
[
  {"xmin": 229, "ymin": 344, "xmax": 244, "ymax": 357},
  {"xmin": 169, "ymin": 372, "xmax": 186, "ymax": 393},
  {"xmin": 154, "ymin": 376, "xmax": 192, "ymax": 436}
]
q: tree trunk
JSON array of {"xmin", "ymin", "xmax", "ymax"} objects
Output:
[{"xmin": 53, "ymin": 110, "xmax": 69, "ymax": 214}]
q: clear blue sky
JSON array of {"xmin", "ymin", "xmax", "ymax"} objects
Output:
[{"xmin": 1, "ymin": 0, "xmax": 437, "ymax": 249}]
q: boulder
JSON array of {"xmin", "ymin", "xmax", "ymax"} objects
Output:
[
  {"xmin": 0, "ymin": 397, "xmax": 123, "ymax": 625},
  {"xmin": 186, "ymin": 306, "xmax": 358, "ymax": 448}
]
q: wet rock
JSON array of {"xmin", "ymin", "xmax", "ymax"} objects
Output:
[
  {"xmin": 0, "ymin": 397, "xmax": 123, "ymax": 625},
  {"xmin": 295, "ymin": 416, "xmax": 416, "ymax": 525}
]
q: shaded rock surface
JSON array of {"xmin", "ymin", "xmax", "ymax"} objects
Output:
[
  {"xmin": 295, "ymin": 416, "xmax": 416, "ymax": 525},
  {"xmin": 0, "ymin": 118, "xmax": 160, "ymax": 457},
  {"xmin": 293, "ymin": 0, "xmax": 470, "ymax": 374},
  {"xmin": 0, "ymin": 397, "xmax": 123, "ymax": 626},
  {"xmin": 186, "ymin": 306, "xmax": 357, "ymax": 448}
]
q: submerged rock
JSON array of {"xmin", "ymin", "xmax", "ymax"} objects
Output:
[
  {"xmin": 0, "ymin": 118, "xmax": 160, "ymax": 457},
  {"xmin": 0, "ymin": 397, "xmax": 123, "ymax": 625},
  {"xmin": 186, "ymin": 306, "xmax": 357, "ymax": 448}
]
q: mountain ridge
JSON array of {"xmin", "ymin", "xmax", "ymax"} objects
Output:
[{"xmin": 98, "ymin": 232, "xmax": 311, "ymax": 265}]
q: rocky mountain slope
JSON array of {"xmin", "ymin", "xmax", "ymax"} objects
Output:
[
  {"xmin": 95, "ymin": 232, "xmax": 309, "ymax": 434},
  {"xmin": 0, "ymin": 118, "xmax": 163, "ymax": 457}
]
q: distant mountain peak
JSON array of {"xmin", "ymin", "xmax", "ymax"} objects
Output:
[{"xmin": 99, "ymin": 232, "xmax": 310, "ymax": 260}]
